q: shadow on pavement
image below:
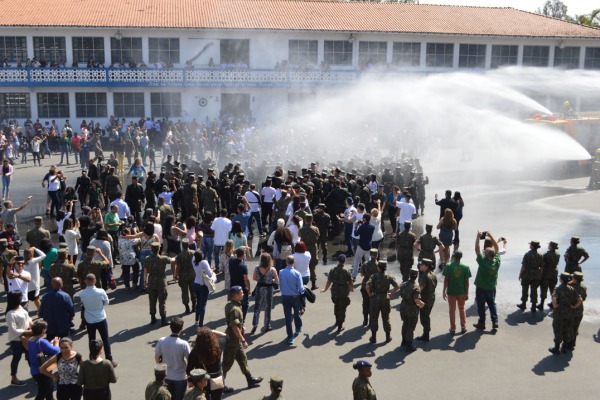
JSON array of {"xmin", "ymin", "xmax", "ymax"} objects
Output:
[
  {"xmin": 339, "ymin": 342, "xmax": 377, "ymax": 363},
  {"xmin": 374, "ymin": 345, "xmax": 407, "ymax": 369},
  {"xmin": 421, "ymin": 329, "xmax": 484, "ymax": 352},
  {"xmin": 301, "ymin": 325, "xmax": 337, "ymax": 348},
  {"xmin": 505, "ymin": 309, "xmax": 546, "ymax": 326},
  {"xmin": 334, "ymin": 325, "xmax": 366, "ymax": 346},
  {"xmin": 0, "ymin": 381, "xmax": 36, "ymax": 399},
  {"xmin": 247, "ymin": 339, "xmax": 297, "ymax": 359},
  {"xmin": 532, "ymin": 353, "xmax": 573, "ymax": 375}
]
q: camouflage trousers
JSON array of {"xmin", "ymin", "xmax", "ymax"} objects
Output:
[
  {"xmin": 539, "ymin": 276, "xmax": 557, "ymax": 301},
  {"xmin": 400, "ymin": 307, "xmax": 419, "ymax": 343},
  {"xmin": 419, "ymin": 304, "xmax": 434, "ymax": 332},
  {"xmin": 552, "ymin": 316, "xmax": 573, "ymax": 345},
  {"xmin": 148, "ymin": 287, "xmax": 168, "ymax": 317},
  {"xmin": 520, "ymin": 279, "xmax": 540, "ymax": 305},
  {"xmin": 397, "ymin": 255, "xmax": 414, "ymax": 282},
  {"xmin": 332, "ymin": 296, "xmax": 350, "ymax": 326},
  {"xmin": 370, "ymin": 298, "xmax": 391, "ymax": 334},
  {"xmin": 178, "ymin": 277, "xmax": 196, "ymax": 306},
  {"xmin": 222, "ymin": 337, "xmax": 251, "ymax": 378}
]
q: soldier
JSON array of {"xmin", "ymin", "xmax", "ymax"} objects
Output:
[
  {"xmin": 145, "ymin": 363, "xmax": 172, "ymax": 400},
  {"xmin": 298, "ymin": 213, "xmax": 320, "ymax": 289},
  {"xmin": 260, "ymin": 376, "xmax": 285, "ymax": 400},
  {"xmin": 313, "ymin": 203, "xmax": 331, "ymax": 265},
  {"xmin": 25, "ymin": 216, "xmax": 51, "ymax": 249},
  {"xmin": 173, "ymin": 238, "xmax": 196, "ymax": 314},
  {"xmin": 563, "ymin": 236, "xmax": 589, "ymax": 273},
  {"xmin": 1, "ymin": 238, "xmax": 18, "ymax": 293},
  {"xmin": 183, "ymin": 173, "xmax": 199, "ymax": 220},
  {"xmin": 415, "ymin": 172, "xmax": 429, "ymax": 216},
  {"xmin": 414, "ymin": 224, "xmax": 444, "ymax": 270},
  {"xmin": 49, "ymin": 249, "xmax": 77, "ymax": 299},
  {"xmin": 358, "ymin": 249, "xmax": 379, "ymax": 327},
  {"xmin": 416, "ymin": 258, "xmax": 437, "ymax": 342},
  {"xmin": 183, "ymin": 369, "xmax": 208, "ymax": 400},
  {"xmin": 352, "ymin": 360, "xmax": 376, "ymax": 400},
  {"xmin": 144, "ymin": 242, "xmax": 174, "ymax": 326},
  {"xmin": 125, "ymin": 176, "xmax": 145, "ymax": 224},
  {"xmin": 569, "ymin": 271, "xmax": 586, "ymax": 350},
  {"xmin": 200, "ymin": 180, "xmax": 219, "ymax": 216},
  {"xmin": 517, "ymin": 240, "xmax": 544, "ymax": 312},
  {"xmin": 320, "ymin": 254, "xmax": 353, "ymax": 333},
  {"xmin": 549, "ymin": 272, "xmax": 580, "ymax": 354},
  {"xmin": 396, "ymin": 221, "xmax": 416, "ymax": 281},
  {"xmin": 399, "ymin": 267, "xmax": 424, "ymax": 352},
  {"xmin": 366, "ymin": 260, "xmax": 400, "ymax": 344},
  {"xmin": 77, "ymin": 246, "xmax": 109, "ymax": 289},
  {"xmin": 222, "ymin": 286, "xmax": 263, "ymax": 390},
  {"xmin": 539, "ymin": 241, "xmax": 560, "ymax": 310}
]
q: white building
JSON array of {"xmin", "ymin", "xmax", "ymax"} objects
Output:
[{"xmin": 0, "ymin": 0, "xmax": 599, "ymax": 126}]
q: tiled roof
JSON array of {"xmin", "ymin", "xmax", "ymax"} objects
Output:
[{"xmin": 1, "ymin": 0, "xmax": 600, "ymax": 38}]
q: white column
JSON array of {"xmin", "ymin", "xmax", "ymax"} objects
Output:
[
  {"xmin": 420, "ymin": 41, "xmax": 426, "ymax": 68},
  {"xmin": 517, "ymin": 44, "xmax": 523, "ymax": 66},
  {"xmin": 65, "ymin": 35, "xmax": 73, "ymax": 66},
  {"xmin": 29, "ymin": 89, "xmax": 38, "ymax": 119},
  {"xmin": 142, "ymin": 35, "xmax": 149, "ymax": 65},
  {"xmin": 549, "ymin": 45, "xmax": 555, "ymax": 68},
  {"xmin": 485, "ymin": 43, "xmax": 492, "ymax": 69},
  {"xmin": 579, "ymin": 46, "xmax": 586, "ymax": 69}
]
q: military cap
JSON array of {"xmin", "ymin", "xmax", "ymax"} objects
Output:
[
  {"xmin": 59, "ymin": 243, "xmax": 68, "ymax": 249},
  {"xmin": 317, "ymin": 203, "xmax": 326, "ymax": 209},
  {"xmin": 420, "ymin": 258, "xmax": 433, "ymax": 267},
  {"xmin": 58, "ymin": 248, "xmax": 67, "ymax": 254},
  {"xmin": 353, "ymin": 360, "xmax": 372, "ymax": 370},
  {"xmin": 425, "ymin": 224, "xmax": 433, "ymax": 230},
  {"xmin": 369, "ymin": 248, "xmax": 379, "ymax": 255},
  {"xmin": 570, "ymin": 236, "xmax": 580, "ymax": 243},
  {"xmin": 346, "ymin": 197, "xmax": 353, "ymax": 204},
  {"xmin": 404, "ymin": 221, "xmax": 412, "ymax": 228},
  {"xmin": 154, "ymin": 363, "xmax": 168, "ymax": 373},
  {"xmin": 188, "ymin": 368, "xmax": 207, "ymax": 381},
  {"xmin": 409, "ymin": 267, "xmax": 419, "ymax": 278},
  {"xmin": 34, "ymin": 216, "xmax": 44, "ymax": 221},
  {"xmin": 86, "ymin": 245, "xmax": 96, "ymax": 252},
  {"xmin": 229, "ymin": 285, "xmax": 243, "ymax": 294},
  {"xmin": 560, "ymin": 272, "xmax": 572, "ymax": 280},
  {"xmin": 14, "ymin": 256, "xmax": 24, "ymax": 262},
  {"xmin": 182, "ymin": 238, "xmax": 189, "ymax": 245},
  {"xmin": 549, "ymin": 241, "xmax": 559, "ymax": 249},
  {"xmin": 0, "ymin": 238, "xmax": 7, "ymax": 245},
  {"xmin": 151, "ymin": 242, "xmax": 161, "ymax": 249},
  {"xmin": 529, "ymin": 240, "xmax": 541, "ymax": 248},
  {"xmin": 187, "ymin": 172, "xmax": 195, "ymax": 177},
  {"xmin": 270, "ymin": 376, "xmax": 284, "ymax": 387},
  {"xmin": 572, "ymin": 271, "xmax": 584, "ymax": 281},
  {"xmin": 304, "ymin": 213, "xmax": 313, "ymax": 220},
  {"xmin": 172, "ymin": 167, "xmax": 180, "ymax": 173},
  {"xmin": 377, "ymin": 260, "xmax": 387, "ymax": 270},
  {"xmin": 207, "ymin": 168, "xmax": 214, "ymax": 172},
  {"xmin": 337, "ymin": 254, "xmax": 346, "ymax": 263},
  {"xmin": 145, "ymin": 208, "xmax": 154, "ymax": 213}
]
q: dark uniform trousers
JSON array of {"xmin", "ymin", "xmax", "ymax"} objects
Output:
[
  {"xmin": 360, "ymin": 286, "xmax": 370, "ymax": 320},
  {"xmin": 419, "ymin": 305, "xmax": 433, "ymax": 333},
  {"xmin": 222, "ymin": 338, "xmax": 251, "ymax": 378},
  {"xmin": 332, "ymin": 295, "xmax": 351, "ymax": 326},
  {"xmin": 149, "ymin": 286, "xmax": 168, "ymax": 317},
  {"xmin": 179, "ymin": 277, "xmax": 196, "ymax": 306},
  {"xmin": 318, "ymin": 235, "xmax": 328, "ymax": 261},
  {"xmin": 539, "ymin": 274, "xmax": 557, "ymax": 302},
  {"xmin": 400, "ymin": 305, "xmax": 419, "ymax": 343},
  {"xmin": 398, "ymin": 257, "xmax": 414, "ymax": 282},
  {"xmin": 370, "ymin": 296, "xmax": 391, "ymax": 334},
  {"xmin": 521, "ymin": 278, "xmax": 540, "ymax": 305}
]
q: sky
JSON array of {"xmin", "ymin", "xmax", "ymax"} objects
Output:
[{"xmin": 420, "ymin": 0, "xmax": 593, "ymax": 16}]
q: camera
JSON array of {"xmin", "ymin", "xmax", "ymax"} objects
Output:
[{"xmin": 480, "ymin": 231, "xmax": 487, "ymax": 240}]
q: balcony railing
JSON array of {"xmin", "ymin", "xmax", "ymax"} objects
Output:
[{"xmin": 0, "ymin": 67, "xmax": 381, "ymax": 88}]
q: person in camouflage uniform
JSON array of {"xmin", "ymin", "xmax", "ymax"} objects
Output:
[
  {"xmin": 49, "ymin": 249, "xmax": 77, "ymax": 299},
  {"xmin": 416, "ymin": 258, "xmax": 437, "ymax": 342},
  {"xmin": 273, "ymin": 191, "xmax": 291, "ymax": 226},
  {"xmin": 359, "ymin": 249, "xmax": 380, "ymax": 327},
  {"xmin": 539, "ymin": 241, "xmax": 560, "ymax": 310},
  {"xmin": 569, "ymin": 271, "xmax": 586, "ymax": 350},
  {"xmin": 313, "ymin": 203, "xmax": 331, "ymax": 265},
  {"xmin": 182, "ymin": 173, "xmax": 200, "ymax": 220},
  {"xmin": 145, "ymin": 363, "xmax": 172, "ymax": 400},
  {"xmin": 200, "ymin": 180, "xmax": 220, "ymax": 216},
  {"xmin": 563, "ymin": 236, "xmax": 589, "ymax": 274},
  {"xmin": 77, "ymin": 246, "xmax": 109, "ymax": 289},
  {"xmin": 25, "ymin": 216, "xmax": 51, "ymax": 248},
  {"xmin": 517, "ymin": 240, "xmax": 544, "ymax": 312},
  {"xmin": 144, "ymin": 242, "xmax": 174, "ymax": 326},
  {"xmin": 222, "ymin": 286, "xmax": 262, "ymax": 390},
  {"xmin": 1, "ymin": 238, "xmax": 18, "ymax": 293},
  {"xmin": 351, "ymin": 360, "xmax": 376, "ymax": 400},
  {"xmin": 298, "ymin": 214, "xmax": 320, "ymax": 289},
  {"xmin": 259, "ymin": 376, "xmax": 286, "ymax": 400},
  {"xmin": 320, "ymin": 254, "xmax": 353, "ymax": 333},
  {"xmin": 183, "ymin": 369, "xmax": 208, "ymax": 400},
  {"xmin": 396, "ymin": 221, "xmax": 416, "ymax": 281},
  {"xmin": 366, "ymin": 260, "xmax": 400, "ymax": 344},
  {"xmin": 399, "ymin": 268, "xmax": 424, "ymax": 352},
  {"xmin": 414, "ymin": 224, "xmax": 444, "ymax": 270},
  {"xmin": 173, "ymin": 238, "xmax": 196, "ymax": 314},
  {"xmin": 549, "ymin": 272, "xmax": 581, "ymax": 354}
]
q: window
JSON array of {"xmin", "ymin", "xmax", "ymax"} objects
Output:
[
  {"xmin": 523, "ymin": 46, "xmax": 550, "ymax": 67},
  {"xmin": 37, "ymin": 93, "xmax": 69, "ymax": 118},
  {"xmin": 392, "ymin": 42, "xmax": 421, "ymax": 67},
  {"xmin": 324, "ymin": 40, "xmax": 353, "ymax": 66},
  {"xmin": 150, "ymin": 92, "xmax": 181, "ymax": 118},
  {"xmin": 110, "ymin": 37, "xmax": 143, "ymax": 64},
  {"xmin": 288, "ymin": 40, "xmax": 318, "ymax": 66},
  {"xmin": 114, "ymin": 92, "xmax": 145, "ymax": 117},
  {"xmin": 490, "ymin": 45, "xmax": 518, "ymax": 69},
  {"xmin": 554, "ymin": 47, "xmax": 580, "ymax": 69},
  {"xmin": 72, "ymin": 37, "xmax": 105, "ymax": 64},
  {"xmin": 0, "ymin": 93, "xmax": 30, "ymax": 118},
  {"xmin": 149, "ymin": 38, "xmax": 180, "ymax": 64},
  {"xmin": 220, "ymin": 39, "xmax": 250, "ymax": 65},
  {"xmin": 33, "ymin": 37, "xmax": 67, "ymax": 62},
  {"xmin": 459, "ymin": 44, "xmax": 486, "ymax": 68},
  {"xmin": 75, "ymin": 93, "xmax": 107, "ymax": 118},
  {"xmin": 584, "ymin": 47, "xmax": 600, "ymax": 70},
  {"xmin": 426, "ymin": 43, "xmax": 454, "ymax": 68},
  {"xmin": 358, "ymin": 41, "xmax": 387, "ymax": 66},
  {"xmin": 0, "ymin": 37, "xmax": 27, "ymax": 63}
]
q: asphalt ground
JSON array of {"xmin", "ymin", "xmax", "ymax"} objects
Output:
[{"xmin": 1, "ymin": 155, "xmax": 600, "ymax": 399}]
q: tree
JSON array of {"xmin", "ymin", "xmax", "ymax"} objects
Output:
[
  {"xmin": 536, "ymin": 0, "xmax": 569, "ymax": 19},
  {"xmin": 571, "ymin": 9, "xmax": 600, "ymax": 27}
]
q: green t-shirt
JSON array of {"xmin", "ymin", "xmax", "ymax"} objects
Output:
[
  {"xmin": 442, "ymin": 261, "xmax": 471, "ymax": 296},
  {"xmin": 474, "ymin": 253, "xmax": 500, "ymax": 290},
  {"xmin": 104, "ymin": 212, "xmax": 121, "ymax": 232}
]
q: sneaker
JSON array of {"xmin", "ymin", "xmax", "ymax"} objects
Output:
[
  {"xmin": 287, "ymin": 337, "xmax": 295, "ymax": 345},
  {"xmin": 473, "ymin": 323, "xmax": 486, "ymax": 330},
  {"xmin": 460, "ymin": 326, "xmax": 467, "ymax": 334},
  {"xmin": 293, "ymin": 329, "xmax": 302, "ymax": 337},
  {"xmin": 11, "ymin": 380, "xmax": 26, "ymax": 387},
  {"xmin": 492, "ymin": 322, "xmax": 499, "ymax": 329},
  {"xmin": 449, "ymin": 328, "xmax": 456, "ymax": 335},
  {"xmin": 111, "ymin": 361, "xmax": 119, "ymax": 368}
]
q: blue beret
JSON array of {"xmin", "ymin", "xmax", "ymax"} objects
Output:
[
  {"xmin": 229, "ymin": 285, "xmax": 243, "ymax": 293},
  {"xmin": 353, "ymin": 360, "xmax": 372, "ymax": 369}
]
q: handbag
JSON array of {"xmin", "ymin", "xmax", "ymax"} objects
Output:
[
  {"xmin": 109, "ymin": 275, "xmax": 117, "ymax": 290},
  {"xmin": 36, "ymin": 340, "xmax": 52, "ymax": 366},
  {"xmin": 202, "ymin": 362, "xmax": 224, "ymax": 390},
  {"xmin": 303, "ymin": 286, "xmax": 316, "ymax": 304},
  {"xmin": 202, "ymin": 268, "xmax": 217, "ymax": 293}
]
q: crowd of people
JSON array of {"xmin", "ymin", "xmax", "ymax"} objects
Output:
[{"xmin": 0, "ymin": 113, "xmax": 591, "ymax": 400}]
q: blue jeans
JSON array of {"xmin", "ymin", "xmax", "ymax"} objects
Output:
[
  {"xmin": 202, "ymin": 237, "xmax": 214, "ymax": 267},
  {"xmin": 21, "ymin": 151, "xmax": 27, "ymax": 163},
  {"xmin": 60, "ymin": 146, "xmax": 69, "ymax": 164},
  {"xmin": 86, "ymin": 318, "xmax": 113, "ymax": 361},
  {"xmin": 73, "ymin": 148, "xmax": 79, "ymax": 164},
  {"xmin": 475, "ymin": 287, "xmax": 498, "ymax": 325},
  {"xmin": 248, "ymin": 211, "xmax": 263, "ymax": 236},
  {"xmin": 344, "ymin": 223, "xmax": 354, "ymax": 254},
  {"xmin": 9, "ymin": 340, "xmax": 26, "ymax": 376},
  {"xmin": 213, "ymin": 245, "xmax": 223, "ymax": 271},
  {"xmin": 80, "ymin": 149, "xmax": 89, "ymax": 169},
  {"xmin": 194, "ymin": 283, "xmax": 210, "ymax": 326},
  {"xmin": 2, "ymin": 175, "xmax": 10, "ymax": 198},
  {"xmin": 281, "ymin": 295, "xmax": 303, "ymax": 340},
  {"xmin": 41, "ymin": 269, "xmax": 51, "ymax": 289},
  {"xmin": 48, "ymin": 190, "xmax": 60, "ymax": 216},
  {"xmin": 166, "ymin": 379, "xmax": 187, "ymax": 400}
]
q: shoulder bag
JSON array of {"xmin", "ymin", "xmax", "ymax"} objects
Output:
[{"xmin": 202, "ymin": 266, "xmax": 217, "ymax": 293}]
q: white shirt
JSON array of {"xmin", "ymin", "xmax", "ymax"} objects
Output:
[
  {"xmin": 396, "ymin": 200, "xmax": 416, "ymax": 225},
  {"xmin": 351, "ymin": 212, "xmax": 364, "ymax": 239},
  {"xmin": 244, "ymin": 190, "xmax": 261, "ymax": 213},
  {"xmin": 7, "ymin": 270, "xmax": 31, "ymax": 302},
  {"xmin": 56, "ymin": 212, "xmax": 72, "ymax": 235},
  {"xmin": 155, "ymin": 335, "xmax": 190, "ymax": 381},
  {"xmin": 7, "ymin": 307, "xmax": 32, "ymax": 342},
  {"xmin": 288, "ymin": 223, "xmax": 300, "ymax": 244},
  {"xmin": 261, "ymin": 186, "xmax": 276, "ymax": 203},
  {"xmin": 24, "ymin": 249, "xmax": 46, "ymax": 295},
  {"xmin": 64, "ymin": 229, "xmax": 81, "ymax": 255},
  {"xmin": 78, "ymin": 286, "xmax": 109, "ymax": 324},
  {"xmin": 153, "ymin": 223, "xmax": 164, "ymax": 244},
  {"xmin": 293, "ymin": 252, "xmax": 311, "ymax": 278},
  {"xmin": 158, "ymin": 191, "xmax": 174, "ymax": 205},
  {"xmin": 370, "ymin": 215, "xmax": 384, "ymax": 242},
  {"xmin": 110, "ymin": 199, "xmax": 130, "ymax": 218},
  {"xmin": 211, "ymin": 217, "xmax": 232, "ymax": 246},
  {"xmin": 193, "ymin": 259, "xmax": 213, "ymax": 285},
  {"xmin": 47, "ymin": 175, "xmax": 60, "ymax": 191}
]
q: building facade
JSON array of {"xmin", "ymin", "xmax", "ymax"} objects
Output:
[{"xmin": 0, "ymin": 0, "xmax": 599, "ymax": 127}]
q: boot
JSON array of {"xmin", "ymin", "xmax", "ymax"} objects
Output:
[
  {"xmin": 405, "ymin": 341, "xmax": 417, "ymax": 353},
  {"xmin": 385, "ymin": 331, "xmax": 392, "ymax": 343},
  {"xmin": 560, "ymin": 342, "xmax": 570, "ymax": 353},
  {"xmin": 245, "ymin": 374, "xmax": 263, "ymax": 388},
  {"xmin": 362, "ymin": 315, "xmax": 369, "ymax": 327},
  {"xmin": 548, "ymin": 344, "xmax": 560, "ymax": 355},
  {"xmin": 531, "ymin": 305, "xmax": 537, "ymax": 312},
  {"xmin": 191, "ymin": 303, "xmax": 196, "ymax": 313},
  {"xmin": 184, "ymin": 304, "xmax": 191, "ymax": 314},
  {"xmin": 150, "ymin": 315, "xmax": 157, "ymax": 325},
  {"xmin": 400, "ymin": 336, "xmax": 406, "ymax": 347},
  {"xmin": 369, "ymin": 333, "xmax": 376, "ymax": 344},
  {"xmin": 536, "ymin": 301, "xmax": 544, "ymax": 310},
  {"xmin": 160, "ymin": 317, "xmax": 168, "ymax": 327},
  {"xmin": 517, "ymin": 303, "xmax": 526, "ymax": 311},
  {"xmin": 311, "ymin": 280, "xmax": 318, "ymax": 290},
  {"xmin": 337, "ymin": 324, "xmax": 344, "ymax": 333},
  {"xmin": 416, "ymin": 331, "xmax": 430, "ymax": 342}
]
